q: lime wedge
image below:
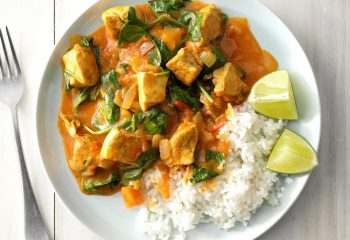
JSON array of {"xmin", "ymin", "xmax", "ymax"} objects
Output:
[
  {"xmin": 266, "ymin": 129, "xmax": 318, "ymax": 174},
  {"xmin": 248, "ymin": 70, "xmax": 298, "ymax": 120}
]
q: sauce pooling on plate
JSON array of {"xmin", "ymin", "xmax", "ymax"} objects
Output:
[{"xmin": 58, "ymin": 1, "xmax": 277, "ymax": 205}]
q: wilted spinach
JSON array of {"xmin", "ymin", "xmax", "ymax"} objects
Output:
[
  {"xmin": 92, "ymin": 69, "xmax": 121, "ymax": 129},
  {"xmin": 179, "ymin": 11, "xmax": 202, "ymax": 41},
  {"xmin": 84, "ymin": 171, "xmax": 121, "ymax": 192},
  {"xmin": 197, "ymin": 80, "xmax": 214, "ymax": 103},
  {"xmin": 206, "ymin": 149, "xmax": 225, "ymax": 163},
  {"xmin": 148, "ymin": 0, "xmax": 192, "ymax": 15},
  {"xmin": 122, "ymin": 148, "xmax": 160, "ymax": 182},
  {"xmin": 148, "ymin": 36, "xmax": 172, "ymax": 66},
  {"xmin": 168, "ymin": 77, "xmax": 202, "ymax": 112},
  {"xmin": 189, "ymin": 165, "xmax": 219, "ymax": 184},
  {"xmin": 118, "ymin": 7, "xmax": 185, "ymax": 46},
  {"xmin": 143, "ymin": 107, "xmax": 167, "ymax": 135}
]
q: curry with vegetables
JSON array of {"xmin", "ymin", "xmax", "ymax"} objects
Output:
[{"xmin": 58, "ymin": 0, "xmax": 278, "ymax": 207}]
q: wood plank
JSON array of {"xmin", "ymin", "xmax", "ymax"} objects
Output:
[
  {"xmin": 259, "ymin": 0, "xmax": 349, "ymax": 239},
  {"xmin": 0, "ymin": 0, "xmax": 55, "ymax": 239}
]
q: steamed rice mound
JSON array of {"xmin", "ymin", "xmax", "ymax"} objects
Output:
[{"xmin": 137, "ymin": 104, "xmax": 286, "ymax": 240}]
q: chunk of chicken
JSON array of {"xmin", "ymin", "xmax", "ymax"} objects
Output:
[
  {"xmin": 71, "ymin": 135, "xmax": 101, "ymax": 176},
  {"xmin": 63, "ymin": 44, "xmax": 99, "ymax": 88},
  {"xmin": 102, "ymin": 6, "xmax": 130, "ymax": 40},
  {"xmin": 138, "ymin": 72, "xmax": 168, "ymax": 111},
  {"xmin": 197, "ymin": 4, "xmax": 224, "ymax": 47},
  {"xmin": 166, "ymin": 47, "xmax": 202, "ymax": 86},
  {"xmin": 59, "ymin": 113, "xmax": 81, "ymax": 137},
  {"xmin": 164, "ymin": 122, "xmax": 198, "ymax": 167},
  {"xmin": 212, "ymin": 62, "xmax": 248, "ymax": 97},
  {"xmin": 100, "ymin": 129, "xmax": 142, "ymax": 164}
]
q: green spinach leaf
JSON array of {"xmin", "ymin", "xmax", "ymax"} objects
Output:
[
  {"xmin": 121, "ymin": 148, "xmax": 160, "ymax": 183},
  {"xmin": 73, "ymin": 88, "xmax": 89, "ymax": 114},
  {"xmin": 92, "ymin": 69, "xmax": 121, "ymax": 129},
  {"xmin": 148, "ymin": 0, "xmax": 191, "ymax": 15},
  {"xmin": 190, "ymin": 165, "xmax": 219, "ymax": 184},
  {"xmin": 206, "ymin": 149, "xmax": 225, "ymax": 163},
  {"xmin": 84, "ymin": 171, "xmax": 121, "ymax": 191},
  {"xmin": 179, "ymin": 11, "xmax": 202, "ymax": 41},
  {"xmin": 101, "ymin": 69, "xmax": 121, "ymax": 94},
  {"xmin": 143, "ymin": 107, "xmax": 167, "ymax": 135},
  {"xmin": 197, "ymin": 81, "xmax": 214, "ymax": 103},
  {"xmin": 168, "ymin": 77, "xmax": 202, "ymax": 112},
  {"xmin": 136, "ymin": 148, "xmax": 160, "ymax": 169},
  {"xmin": 148, "ymin": 36, "xmax": 171, "ymax": 66}
]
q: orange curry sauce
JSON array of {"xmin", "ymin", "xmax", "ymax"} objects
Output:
[{"xmin": 58, "ymin": 2, "xmax": 277, "ymax": 202}]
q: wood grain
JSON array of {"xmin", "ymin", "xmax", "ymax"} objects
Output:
[
  {"xmin": 0, "ymin": 0, "xmax": 55, "ymax": 239},
  {"xmin": 0, "ymin": 0, "xmax": 348, "ymax": 239}
]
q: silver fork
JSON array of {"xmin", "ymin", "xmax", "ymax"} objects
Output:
[{"xmin": 0, "ymin": 27, "xmax": 49, "ymax": 240}]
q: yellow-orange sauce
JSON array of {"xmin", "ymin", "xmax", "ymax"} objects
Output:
[{"xmin": 58, "ymin": 2, "xmax": 278, "ymax": 196}]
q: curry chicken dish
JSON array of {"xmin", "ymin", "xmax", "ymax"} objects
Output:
[{"xmin": 58, "ymin": 0, "xmax": 278, "ymax": 207}]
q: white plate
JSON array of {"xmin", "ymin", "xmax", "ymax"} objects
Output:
[{"xmin": 36, "ymin": 0, "xmax": 321, "ymax": 239}]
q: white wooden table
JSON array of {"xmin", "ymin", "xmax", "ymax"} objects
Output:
[{"xmin": 0, "ymin": 0, "xmax": 348, "ymax": 239}]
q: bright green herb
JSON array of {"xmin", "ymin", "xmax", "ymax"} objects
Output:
[
  {"xmin": 148, "ymin": 0, "xmax": 191, "ymax": 15},
  {"xmin": 73, "ymin": 88, "xmax": 89, "ymax": 114},
  {"xmin": 136, "ymin": 148, "xmax": 160, "ymax": 169},
  {"xmin": 143, "ymin": 107, "xmax": 167, "ymax": 135},
  {"xmin": 179, "ymin": 11, "xmax": 202, "ymax": 41},
  {"xmin": 118, "ymin": 11, "xmax": 185, "ymax": 46},
  {"xmin": 122, "ymin": 148, "xmax": 160, "ymax": 182},
  {"xmin": 206, "ymin": 149, "xmax": 225, "ymax": 163},
  {"xmin": 189, "ymin": 165, "xmax": 219, "ymax": 184},
  {"xmin": 148, "ymin": 36, "xmax": 172, "ymax": 66},
  {"xmin": 63, "ymin": 69, "xmax": 82, "ymax": 90},
  {"xmin": 91, "ymin": 69, "xmax": 121, "ymax": 130},
  {"xmin": 116, "ymin": 112, "xmax": 143, "ymax": 133},
  {"xmin": 102, "ymin": 69, "xmax": 121, "ymax": 94},
  {"xmin": 168, "ymin": 78, "xmax": 202, "ymax": 112},
  {"xmin": 84, "ymin": 125, "xmax": 111, "ymax": 135},
  {"xmin": 197, "ymin": 81, "xmax": 214, "ymax": 103},
  {"xmin": 80, "ymin": 37, "xmax": 91, "ymax": 47},
  {"xmin": 118, "ymin": 23, "xmax": 147, "ymax": 46},
  {"xmin": 84, "ymin": 171, "xmax": 121, "ymax": 191},
  {"xmin": 122, "ymin": 168, "xmax": 143, "ymax": 181}
]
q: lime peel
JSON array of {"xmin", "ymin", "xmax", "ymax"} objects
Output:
[
  {"xmin": 248, "ymin": 70, "xmax": 298, "ymax": 120},
  {"xmin": 266, "ymin": 128, "xmax": 318, "ymax": 174}
]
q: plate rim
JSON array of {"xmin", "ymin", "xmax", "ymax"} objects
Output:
[{"xmin": 35, "ymin": 0, "xmax": 321, "ymax": 239}]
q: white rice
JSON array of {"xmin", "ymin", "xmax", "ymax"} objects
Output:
[{"xmin": 137, "ymin": 103, "xmax": 286, "ymax": 240}]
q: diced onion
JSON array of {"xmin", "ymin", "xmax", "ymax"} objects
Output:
[
  {"xmin": 122, "ymin": 84, "xmax": 138, "ymax": 110},
  {"xmin": 200, "ymin": 50, "xmax": 217, "ymax": 67},
  {"xmin": 159, "ymin": 139, "xmax": 171, "ymax": 160}
]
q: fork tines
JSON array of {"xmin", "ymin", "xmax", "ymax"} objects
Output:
[{"xmin": 0, "ymin": 27, "xmax": 21, "ymax": 79}]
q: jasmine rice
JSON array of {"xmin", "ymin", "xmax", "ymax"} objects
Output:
[{"xmin": 137, "ymin": 104, "xmax": 286, "ymax": 240}]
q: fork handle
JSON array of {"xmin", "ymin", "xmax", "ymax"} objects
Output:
[{"xmin": 10, "ymin": 106, "xmax": 49, "ymax": 240}]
